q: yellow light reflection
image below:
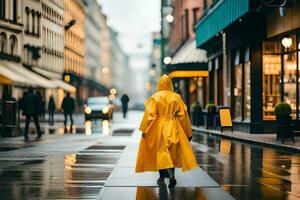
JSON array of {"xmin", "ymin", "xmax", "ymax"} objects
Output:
[
  {"xmin": 103, "ymin": 120, "xmax": 110, "ymax": 135},
  {"xmin": 64, "ymin": 154, "xmax": 76, "ymax": 169},
  {"xmin": 85, "ymin": 120, "xmax": 92, "ymax": 136},
  {"xmin": 219, "ymin": 139, "xmax": 232, "ymax": 154}
]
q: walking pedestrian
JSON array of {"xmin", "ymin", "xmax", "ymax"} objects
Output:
[
  {"xmin": 61, "ymin": 92, "xmax": 75, "ymax": 133},
  {"xmin": 23, "ymin": 87, "xmax": 42, "ymax": 141},
  {"xmin": 36, "ymin": 91, "xmax": 45, "ymax": 119},
  {"xmin": 48, "ymin": 95, "xmax": 56, "ymax": 125},
  {"xmin": 121, "ymin": 93, "xmax": 130, "ymax": 118},
  {"xmin": 135, "ymin": 74, "xmax": 198, "ymax": 188}
]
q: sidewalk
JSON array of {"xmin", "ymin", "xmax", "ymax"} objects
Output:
[
  {"xmin": 192, "ymin": 126, "xmax": 300, "ymax": 152},
  {"xmin": 98, "ymin": 129, "xmax": 235, "ymax": 200}
]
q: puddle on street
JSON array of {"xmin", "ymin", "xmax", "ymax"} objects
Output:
[
  {"xmin": 0, "ymin": 145, "xmax": 124, "ymax": 199},
  {"xmin": 193, "ymin": 132, "xmax": 300, "ymax": 200}
]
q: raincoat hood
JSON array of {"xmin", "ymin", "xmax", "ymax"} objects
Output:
[{"xmin": 157, "ymin": 74, "xmax": 173, "ymax": 91}]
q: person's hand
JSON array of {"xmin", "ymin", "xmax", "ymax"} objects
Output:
[
  {"xmin": 188, "ymin": 136, "xmax": 192, "ymax": 142},
  {"xmin": 142, "ymin": 133, "xmax": 146, "ymax": 138}
]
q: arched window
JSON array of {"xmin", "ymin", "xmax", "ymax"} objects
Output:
[
  {"xmin": 0, "ymin": 32, "xmax": 8, "ymax": 53},
  {"xmin": 9, "ymin": 35, "xmax": 18, "ymax": 56}
]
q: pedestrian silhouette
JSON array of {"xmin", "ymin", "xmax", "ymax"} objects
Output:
[
  {"xmin": 121, "ymin": 93, "xmax": 130, "ymax": 118},
  {"xmin": 48, "ymin": 95, "xmax": 56, "ymax": 125},
  {"xmin": 61, "ymin": 93, "xmax": 75, "ymax": 133},
  {"xmin": 23, "ymin": 87, "xmax": 42, "ymax": 141},
  {"xmin": 36, "ymin": 91, "xmax": 45, "ymax": 119},
  {"xmin": 135, "ymin": 74, "xmax": 198, "ymax": 188}
]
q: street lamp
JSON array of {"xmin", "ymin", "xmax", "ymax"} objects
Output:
[
  {"xmin": 163, "ymin": 56, "xmax": 172, "ymax": 65},
  {"xmin": 166, "ymin": 14, "xmax": 174, "ymax": 23},
  {"xmin": 282, "ymin": 37, "xmax": 292, "ymax": 48}
]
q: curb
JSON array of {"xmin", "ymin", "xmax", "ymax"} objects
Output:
[{"xmin": 192, "ymin": 126, "xmax": 300, "ymax": 153}]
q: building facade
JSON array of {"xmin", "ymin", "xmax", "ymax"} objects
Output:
[
  {"xmin": 64, "ymin": 0, "xmax": 85, "ymax": 105},
  {"xmin": 0, "ymin": 0, "xmax": 24, "ymax": 98},
  {"xmin": 163, "ymin": 0, "xmax": 208, "ymax": 111},
  {"xmin": 22, "ymin": 0, "xmax": 42, "ymax": 69},
  {"xmin": 84, "ymin": 0, "xmax": 108, "ymax": 97},
  {"xmin": 195, "ymin": 0, "xmax": 300, "ymax": 133},
  {"xmin": 98, "ymin": 9, "xmax": 112, "ymax": 88}
]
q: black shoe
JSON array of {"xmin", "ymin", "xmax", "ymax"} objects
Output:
[
  {"xmin": 168, "ymin": 177, "xmax": 177, "ymax": 188},
  {"xmin": 157, "ymin": 177, "xmax": 165, "ymax": 185}
]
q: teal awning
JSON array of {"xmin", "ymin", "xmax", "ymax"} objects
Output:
[{"xmin": 195, "ymin": 0, "xmax": 249, "ymax": 47}]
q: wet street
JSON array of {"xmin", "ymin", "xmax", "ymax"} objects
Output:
[
  {"xmin": 0, "ymin": 112, "xmax": 300, "ymax": 199},
  {"xmin": 193, "ymin": 132, "xmax": 300, "ymax": 200}
]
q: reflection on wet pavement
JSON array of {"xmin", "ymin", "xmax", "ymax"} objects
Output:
[
  {"xmin": 193, "ymin": 132, "xmax": 300, "ymax": 200},
  {"xmin": 0, "ymin": 145, "xmax": 124, "ymax": 199}
]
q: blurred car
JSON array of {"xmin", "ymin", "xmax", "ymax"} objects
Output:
[{"xmin": 84, "ymin": 97, "xmax": 113, "ymax": 120}]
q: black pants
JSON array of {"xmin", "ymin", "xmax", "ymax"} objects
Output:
[
  {"xmin": 48, "ymin": 111, "xmax": 54, "ymax": 125},
  {"xmin": 64, "ymin": 113, "xmax": 73, "ymax": 130},
  {"xmin": 24, "ymin": 114, "xmax": 41, "ymax": 138},
  {"xmin": 159, "ymin": 168, "xmax": 175, "ymax": 178},
  {"xmin": 122, "ymin": 105, "xmax": 128, "ymax": 118}
]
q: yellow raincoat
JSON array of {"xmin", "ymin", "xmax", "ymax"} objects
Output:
[{"xmin": 135, "ymin": 74, "xmax": 198, "ymax": 173}]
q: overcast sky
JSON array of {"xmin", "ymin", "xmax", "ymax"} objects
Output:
[{"xmin": 97, "ymin": 0, "xmax": 160, "ymax": 57}]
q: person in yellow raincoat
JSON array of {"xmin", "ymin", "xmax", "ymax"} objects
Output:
[{"xmin": 135, "ymin": 74, "xmax": 198, "ymax": 188}]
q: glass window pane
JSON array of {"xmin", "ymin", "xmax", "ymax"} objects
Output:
[
  {"xmin": 263, "ymin": 41, "xmax": 281, "ymax": 54},
  {"xmin": 244, "ymin": 61, "xmax": 251, "ymax": 120},
  {"xmin": 234, "ymin": 64, "xmax": 242, "ymax": 120},
  {"xmin": 262, "ymin": 55, "xmax": 281, "ymax": 120},
  {"xmin": 283, "ymin": 52, "xmax": 297, "ymax": 119}
]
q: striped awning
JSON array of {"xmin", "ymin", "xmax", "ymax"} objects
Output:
[{"xmin": 171, "ymin": 38, "xmax": 207, "ymax": 65}]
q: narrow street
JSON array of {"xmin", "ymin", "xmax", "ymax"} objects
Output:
[{"xmin": 0, "ymin": 111, "xmax": 300, "ymax": 199}]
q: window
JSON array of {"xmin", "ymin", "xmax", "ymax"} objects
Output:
[
  {"xmin": 184, "ymin": 9, "xmax": 189, "ymax": 40},
  {"xmin": 0, "ymin": 0, "xmax": 5, "ymax": 19},
  {"xmin": 31, "ymin": 10, "xmax": 35, "ymax": 34},
  {"xmin": 25, "ymin": 7, "xmax": 29, "ymax": 32},
  {"xmin": 9, "ymin": 35, "xmax": 17, "ymax": 56},
  {"xmin": 13, "ymin": 0, "xmax": 17, "ymax": 22},
  {"xmin": 262, "ymin": 35, "xmax": 300, "ymax": 120},
  {"xmin": 244, "ymin": 61, "xmax": 251, "ymax": 120},
  {"xmin": 234, "ymin": 60, "xmax": 242, "ymax": 120},
  {"xmin": 192, "ymin": 8, "xmax": 199, "ymax": 27},
  {"xmin": 283, "ymin": 52, "xmax": 297, "ymax": 118},
  {"xmin": 0, "ymin": 32, "xmax": 7, "ymax": 53}
]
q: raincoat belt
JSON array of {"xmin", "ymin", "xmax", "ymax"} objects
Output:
[{"xmin": 157, "ymin": 115, "xmax": 175, "ymax": 120}]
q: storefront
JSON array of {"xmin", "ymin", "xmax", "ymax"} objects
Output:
[
  {"xmin": 195, "ymin": 0, "xmax": 300, "ymax": 133},
  {"xmin": 167, "ymin": 38, "xmax": 208, "ymax": 111}
]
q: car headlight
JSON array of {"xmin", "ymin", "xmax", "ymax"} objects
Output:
[
  {"xmin": 102, "ymin": 106, "xmax": 110, "ymax": 114},
  {"xmin": 85, "ymin": 106, "xmax": 92, "ymax": 114}
]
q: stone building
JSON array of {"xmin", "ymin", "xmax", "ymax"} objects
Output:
[
  {"xmin": 0, "ymin": 0, "xmax": 24, "ymax": 98},
  {"xmin": 64, "ymin": 0, "xmax": 85, "ymax": 105}
]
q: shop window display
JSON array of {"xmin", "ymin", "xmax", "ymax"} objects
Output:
[
  {"xmin": 263, "ymin": 35, "xmax": 299, "ymax": 120},
  {"xmin": 262, "ymin": 54, "xmax": 281, "ymax": 120}
]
